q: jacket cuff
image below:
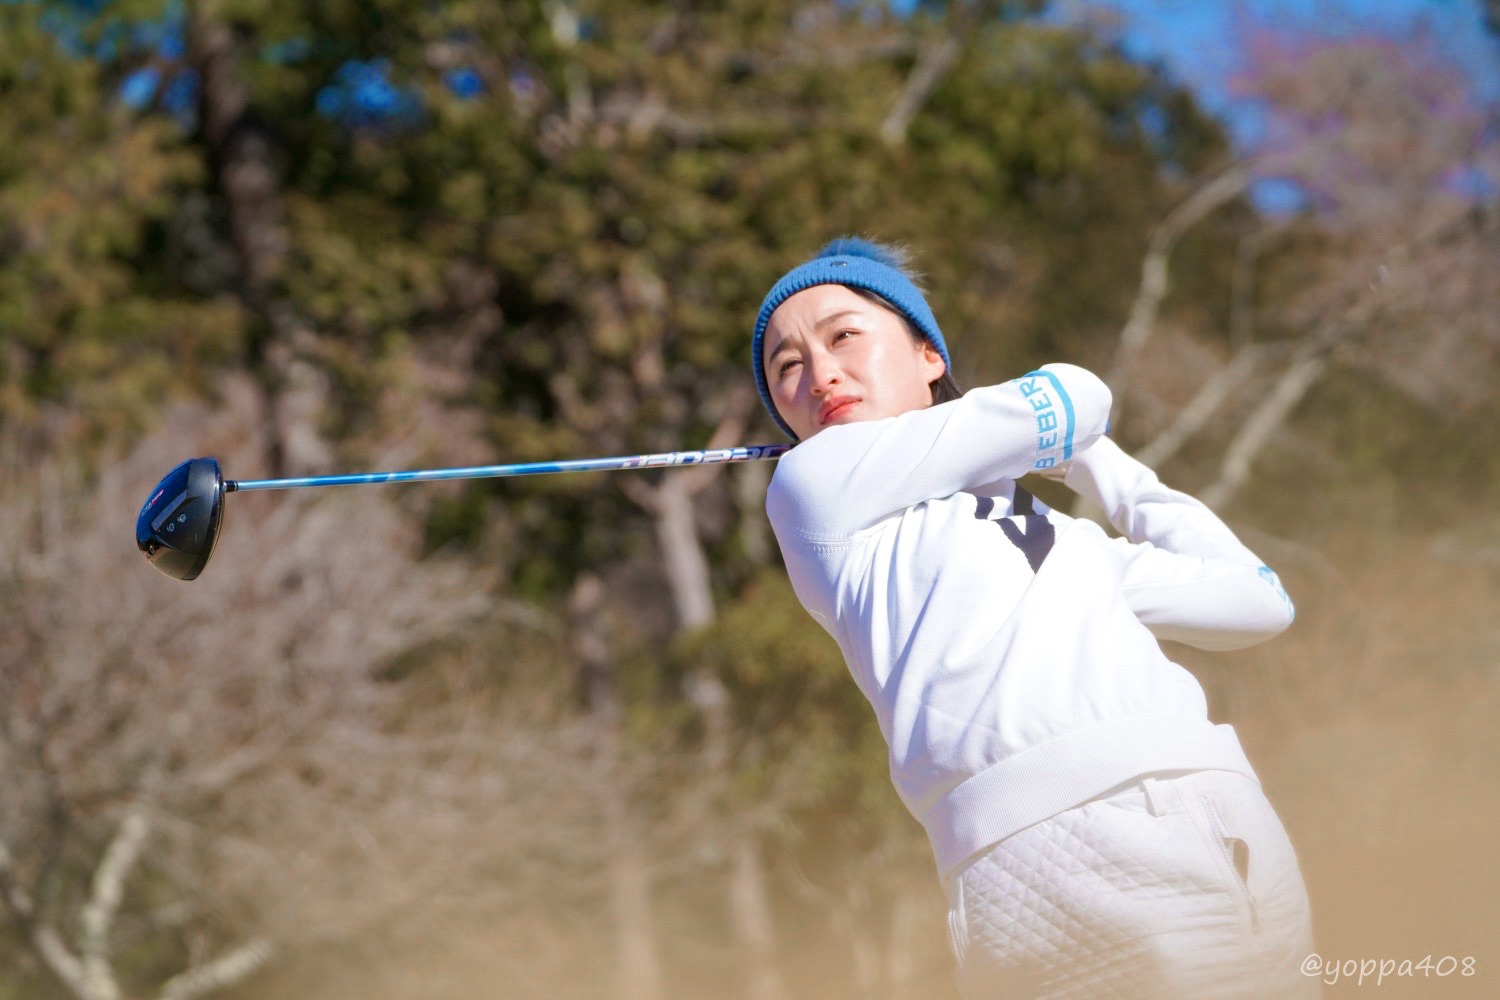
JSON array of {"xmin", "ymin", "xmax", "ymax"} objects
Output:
[{"xmin": 1063, "ymin": 437, "xmax": 1156, "ymax": 532}]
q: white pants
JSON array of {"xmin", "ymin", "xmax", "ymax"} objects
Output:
[{"xmin": 946, "ymin": 769, "xmax": 1321, "ymax": 999}]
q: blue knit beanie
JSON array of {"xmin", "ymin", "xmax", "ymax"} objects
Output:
[{"xmin": 752, "ymin": 237, "xmax": 951, "ymax": 440}]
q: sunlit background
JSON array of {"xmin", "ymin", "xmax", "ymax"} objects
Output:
[{"xmin": 1, "ymin": 1, "xmax": 1495, "ymax": 997}]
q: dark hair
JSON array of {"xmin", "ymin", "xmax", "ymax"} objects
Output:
[{"xmin": 850, "ymin": 288, "xmax": 963, "ymax": 405}]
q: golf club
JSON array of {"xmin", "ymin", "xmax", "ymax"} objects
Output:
[{"xmin": 136, "ymin": 444, "xmax": 789, "ymax": 581}]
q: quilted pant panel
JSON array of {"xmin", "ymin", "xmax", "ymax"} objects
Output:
[{"xmin": 948, "ymin": 769, "xmax": 1320, "ymax": 1000}]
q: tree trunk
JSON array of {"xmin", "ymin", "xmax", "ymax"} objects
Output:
[
  {"xmin": 735, "ymin": 460, "xmax": 774, "ymax": 566},
  {"xmin": 187, "ymin": 9, "xmax": 330, "ymax": 476},
  {"xmin": 885, "ymin": 886, "xmax": 926, "ymax": 998},
  {"xmin": 654, "ymin": 475, "xmax": 717, "ymax": 630},
  {"xmin": 839, "ymin": 886, "xmax": 881, "ymax": 1000},
  {"xmin": 569, "ymin": 574, "xmax": 665, "ymax": 1000},
  {"xmin": 729, "ymin": 835, "xmax": 788, "ymax": 1000},
  {"xmin": 615, "ymin": 330, "xmax": 783, "ymax": 1000},
  {"xmin": 695, "ymin": 667, "xmax": 789, "ymax": 1000},
  {"xmin": 602, "ymin": 784, "xmax": 665, "ymax": 1000}
]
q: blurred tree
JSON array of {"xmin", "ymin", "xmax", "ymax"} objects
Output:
[
  {"xmin": 0, "ymin": 0, "xmax": 1272, "ymax": 995},
  {"xmin": 323, "ymin": 4, "xmax": 1240, "ymax": 996},
  {"xmin": 657, "ymin": 570, "xmax": 939, "ymax": 997},
  {"xmin": 1105, "ymin": 25, "xmax": 1498, "ymax": 517},
  {"xmin": 184, "ymin": 2, "xmax": 330, "ymax": 475},
  {"xmin": 0, "ymin": 385, "xmax": 599, "ymax": 1000},
  {"xmin": 0, "ymin": 2, "xmax": 237, "ymax": 452}
]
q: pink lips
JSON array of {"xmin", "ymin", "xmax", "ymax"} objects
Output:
[{"xmin": 818, "ymin": 396, "xmax": 860, "ymax": 426}]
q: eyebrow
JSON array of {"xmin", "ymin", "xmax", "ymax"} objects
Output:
[
  {"xmin": 814, "ymin": 309, "xmax": 863, "ymax": 330},
  {"xmin": 765, "ymin": 338, "xmax": 795, "ymax": 365},
  {"xmin": 765, "ymin": 309, "xmax": 867, "ymax": 366}
]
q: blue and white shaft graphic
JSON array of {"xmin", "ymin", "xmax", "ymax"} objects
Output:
[{"xmin": 225, "ymin": 444, "xmax": 790, "ymax": 493}]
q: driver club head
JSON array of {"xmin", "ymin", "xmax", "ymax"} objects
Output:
[{"xmin": 136, "ymin": 457, "xmax": 226, "ymax": 581}]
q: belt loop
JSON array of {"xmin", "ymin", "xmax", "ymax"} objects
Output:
[{"xmin": 1141, "ymin": 776, "xmax": 1169, "ymax": 817}]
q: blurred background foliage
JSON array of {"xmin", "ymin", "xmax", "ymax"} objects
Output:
[{"xmin": 1, "ymin": 0, "xmax": 1496, "ymax": 997}]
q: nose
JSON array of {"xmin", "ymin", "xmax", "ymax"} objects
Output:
[{"xmin": 807, "ymin": 353, "xmax": 841, "ymax": 395}]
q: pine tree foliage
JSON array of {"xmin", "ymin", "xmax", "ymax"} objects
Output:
[{"xmin": 1, "ymin": 1, "xmax": 1495, "ymax": 996}]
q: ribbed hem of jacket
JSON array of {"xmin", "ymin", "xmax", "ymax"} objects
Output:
[{"xmin": 922, "ymin": 712, "xmax": 1258, "ymax": 881}]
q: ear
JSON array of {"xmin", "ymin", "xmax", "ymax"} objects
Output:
[{"xmin": 918, "ymin": 340, "xmax": 946, "ymax": 383}]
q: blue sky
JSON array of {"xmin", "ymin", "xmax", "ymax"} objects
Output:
[
  {"xmin": 1038, "ymin": 0, "xmax": 1499, "ymax": 209},
  {"xmin": 888, "ymin": 1, "xmax": 1496, "ymax": 137},
  {"xmin": 1049, "ymin": 0, "xmax": 1499, "ymax": 148}
]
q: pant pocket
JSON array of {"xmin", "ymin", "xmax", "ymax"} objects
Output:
[
  {"xmin": 946, "ymin": 873, "xmax": 969, "ymax": 972},
  {"xmin": 1199, "ymin": 791, "xmax": 1262, "ymax": 934}
]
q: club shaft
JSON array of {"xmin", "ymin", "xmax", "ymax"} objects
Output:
[{"xmin": 225, "ymin": 444, "xmax": 789, "ymax": 493}]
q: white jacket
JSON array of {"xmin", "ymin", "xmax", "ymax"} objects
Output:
[{"xmin": 764, "ymin": 363, "xmax": 1295, "ymax": 879}]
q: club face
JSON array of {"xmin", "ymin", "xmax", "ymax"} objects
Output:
[{"xmin": 136, "ymin": 458, "xmax": 225, "ymax": 581}]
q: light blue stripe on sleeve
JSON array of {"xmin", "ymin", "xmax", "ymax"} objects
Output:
[{"xmin": 1023, "ymin": 370, "xmax": 1078, "ymax": 460}]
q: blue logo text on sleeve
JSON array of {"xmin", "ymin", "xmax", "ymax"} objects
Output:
[{"xmin": 1018, "ymin": 376, "xmax": 1063, "ymax": 469}]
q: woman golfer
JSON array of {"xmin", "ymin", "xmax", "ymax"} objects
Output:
[{"xmin": 753, "ymin": 238, "xmax": 1320, "ymax": 998}]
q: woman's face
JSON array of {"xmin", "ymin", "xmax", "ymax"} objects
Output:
[{"xmin": 763, "ymin": 283, "xmax": 946, "ymax": 441}]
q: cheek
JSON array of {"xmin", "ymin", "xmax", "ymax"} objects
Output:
[
  {"xmin": 769, "ymin": 371, "xmax": 803, "ymax": 412},
  {"xmin": 866, "ymin": 344, "xmax": 926, "ymax": 402},
  {"xmin": 881, "ymin": 350, "xmax": 934, "ymax": 409}
]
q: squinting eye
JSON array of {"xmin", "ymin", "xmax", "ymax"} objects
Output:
[{"xmin": 777, "ymin": 358, "xmax": 801, "ymax": 378}]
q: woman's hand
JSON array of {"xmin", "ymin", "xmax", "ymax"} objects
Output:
[{"xmin": 1032, "ymin": 460, "xmax": 1072, "ymax": 483}]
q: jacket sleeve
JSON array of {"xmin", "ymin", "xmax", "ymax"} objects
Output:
[
  {"xmin": 767, "ymin": 363, "xmax": 1111, "ymax": 540},
  {"xmin": 1063, "ymin": 437, "xmax": 1295, "ymax": 651}
]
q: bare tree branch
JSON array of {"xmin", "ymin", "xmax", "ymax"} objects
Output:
[
  {"xmin": 32, "ymin": 926, "xmax": 92, "ymax": 1000},
  {"xmin": 656, "ymin": 478, "xmax": 718, "ymax": 630},
  {"xmin": 3, "ymin": 838, "xmax": 93, "ymax": 999},
  {"xmin": 678, "ymin": 384, "xmax": 757, "ymax": 498},
  {"xmin": 880, "ymin": 1, "xmax": 1015, "ymax": 146},
  {"xmin": 0, "ymin": 841, "xmax": 28, "ymax": 920},
  {"xmin": 616, "ymin": 471, "xmax": 658, "ymax": 514},
  {"xmin": 881, "ymin": 33, "xmax": 964, "ymax": 146},
  {"xmin": 1134, "ymin": 343, "xmax": 1273, "ymax": 470},
  {"xmin": 596, "ymin": 94, "xmax": 828, "ymax": 146},
  {"xmin": 158, "ymin": 939, "xmax": 275, "ymax": 1000},
  {"xmin": 735, "ymin": 459, "xmax": 775, "ymax": 566},
  {"xmin": 548, "ymin": 0, "xmax": 594, "ymax": 128},
  {"xmin": 1137, "ymin": 199, "xmax": 1488, "ymax": 484},
  {"xmin": 1199, "ymin": 322, "xmax": 1352, "ymax": 510},
  {"xmin": 1105, "ymin": 164, "xmax": 1251, "ymax": 426},
  {"xmin": 1, "ymin": 384, "xmax": 597, "ymax": 997},
  {"xmin": 79, "ymin": 808, "xmax": 151, "ymax": 1000},
  {"xmin": 1134, "ymin": 178, "xmax": 1491, "ymax": 512},
  {"xmin": 1229, "ymin": 222, "xmax": 1292, "ymax": 350},
  {"xmin": 619, "ymin": 384, "xmax": 756, "ymax": 632}
]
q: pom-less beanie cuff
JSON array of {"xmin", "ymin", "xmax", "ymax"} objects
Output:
[{"xmin": 752, "ymin": 243, "xmax": 950, "ymax": 440}]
